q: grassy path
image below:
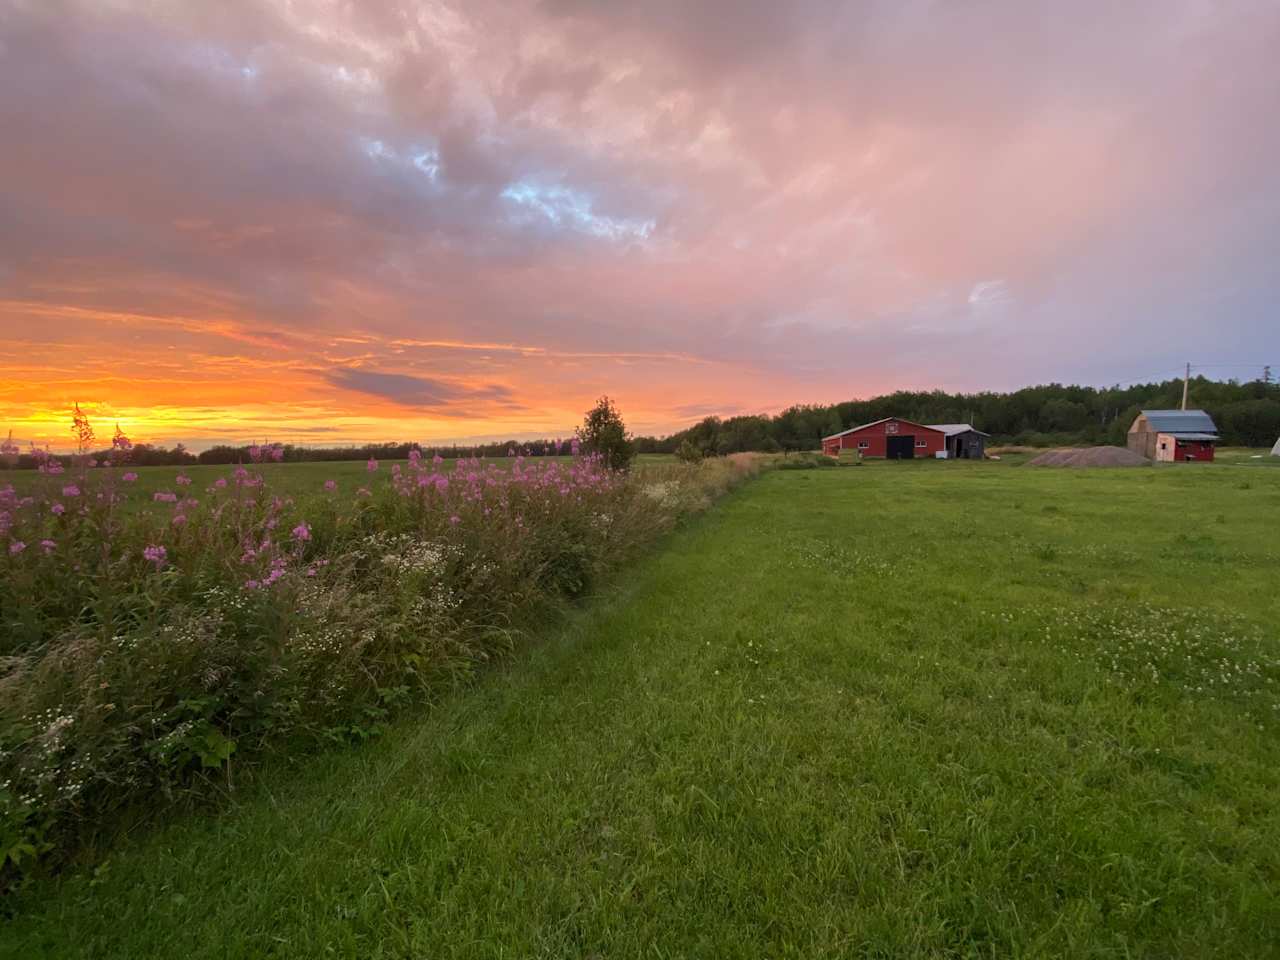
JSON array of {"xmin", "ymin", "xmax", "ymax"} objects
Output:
[{"xmin": 7, "ymin": 463, "xmax": 1280, "ymax": 957}]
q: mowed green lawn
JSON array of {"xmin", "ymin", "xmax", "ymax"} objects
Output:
[{"xmin": 6, "ymin": 460, "xmax": 1279, "ymax": 958}]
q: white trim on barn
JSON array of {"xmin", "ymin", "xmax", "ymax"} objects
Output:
[{"xmin": 821, "ymin": 418, "xmax": 896, "ymax": 442}]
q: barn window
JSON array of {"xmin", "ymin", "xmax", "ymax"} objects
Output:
[
  {"xmin": 886, "ymin": 422, "xmax": 898, "ymax": 434},
  {"xmin": 857, "ymin": 441, "xmax": 869, "ymax": 449},
  {"xmin": 915, "ymin": 440, "xmax": 927, "ymax": 448}
]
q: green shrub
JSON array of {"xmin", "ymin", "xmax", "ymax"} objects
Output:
[
  {"xmin": 675, "ymin": 439, "xmax": 704, "ymax": 464},
  {"xmin": 576, "ymin": 396, "xmax": 635, "ymax": 471}
]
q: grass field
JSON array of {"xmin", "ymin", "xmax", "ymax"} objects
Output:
[{"xmin": 5, "ymin": 457, "xmax": 1279, "ymax": 957}]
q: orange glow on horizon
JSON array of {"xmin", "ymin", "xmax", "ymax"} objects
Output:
[{"xmin": 2, "ymin": 300, "xmax": 884, "ymax": 452}]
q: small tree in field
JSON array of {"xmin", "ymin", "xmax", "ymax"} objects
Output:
[
  {"xmin": 577, "ymin": 396, "xmax": 635, "ymax": 471},
  {"xmin": 675, "ymin": 438, "xmax": 704, "ymax": 464}
]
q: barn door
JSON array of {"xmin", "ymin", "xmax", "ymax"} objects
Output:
[{"xmin": 887, "ymin": 436, "xmax": 914, "ymax": 459}]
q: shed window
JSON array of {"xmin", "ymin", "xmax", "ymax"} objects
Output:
[{"xmin": 857, "ymin": 441, "xmax": 869, "ymax": 449}]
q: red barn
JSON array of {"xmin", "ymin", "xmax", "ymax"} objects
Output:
[
  {"xmin": 822, "ymin": 418, "xmax": 947, "ymax": 459},
  {"xmin": 1126, "ymin": 409, "xmax": 1218, "ymax": 462}
]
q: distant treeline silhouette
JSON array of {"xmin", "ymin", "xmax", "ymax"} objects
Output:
[
  {"xmin": 2, "ymin": 439, "xmax": 577, "ymax": 469},
  {"xmin": 4, "ymin": 377, "xmax": 1277, "ymax": 469},
  {"xmin": 634, "ymin": 376, "xmax": 1280, "ymax": 456}
]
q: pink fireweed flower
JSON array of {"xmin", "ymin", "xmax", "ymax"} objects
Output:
[
  {"xmin": 175, "ymin": 474, "xmax": 192, "ymax": 486},
  {"xmin": 62, "ymin": 484, "xmax": 80, "ymax": 498},
  {"xmin": 142, "ymin": 544, "xmax": 167, "ymax": 567},
  {"xmin": 153, "ymin": 491, "xmax": 178, "ymax": 503},
  {"xmin": 244, "ymin": 579, "xmax": 261, "ymax": 590},
  {"xmin": 291, "ymin": 522, "xmax": 311, "ymax": 542},
  {"xmin": 357, "ymin": 486, "xmax": 371, "ymax": 498},
  {"xmin": 51, "ymin": 502, "xmax": 66, "ymax": 516},
  {"xmin": 172, "ymin": 513, "xmax": 187, "ymax": 527},
  {"xmin": 88, "ymin": 459, "xmax": 99, "ymax": 468},
  {"xmin": 9, "ymin": 540, "xmax": 26, "ymax": 555},
  {"xmin": 248, "ymin": 444, "xmax": 263, "ymax": 463},
  {"xmin": 270, "ymin": 444, "xmax": 284, "ymax": 462},
  {"xmin": 323, "ymin": 479, "xmax": 337, "ymax": 492},
  {"xmin": 39, "ymin": 539, "xmax": 56, "ymax": 553},
  {"xmin": 432, "ymin": 453, "xmax": 444, "ymax": 466},
  {"xmin": 367, "ymin": 457, "xmax": 379, "ymax": 472},
  {"xmin": 449, "ymin": 515, "xmax": 461, "ymax": 525},
  {"xmin": 214, "ymin": 477, "xmax": 227, "ymax": 489},
  {"xmin": 122, "ymin": 472, "xmax": 139, "ymax": 482}
]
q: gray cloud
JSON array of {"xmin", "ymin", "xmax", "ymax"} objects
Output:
[{"xmin": 321, "ymin": 368, "xmax": 515, "ymax": 410}]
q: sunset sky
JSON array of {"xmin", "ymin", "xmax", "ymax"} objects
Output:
[{"xmin": 2, "ymin": 0, "xmax": 1279, "ymax": 450}]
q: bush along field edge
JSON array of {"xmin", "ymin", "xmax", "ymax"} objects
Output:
[{"xmin": 0, "ymin": 411, "xmax": 767, "ymax": 891}]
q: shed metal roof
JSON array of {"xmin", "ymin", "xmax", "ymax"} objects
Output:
[
  {"xmin": 926, "ymin": 423, "xmax": 991, "ymax": 437},
  {"xmin": 1139, "ymin": 409, "xmax": 1218, "ymax": 433},
  {"xmin": 1165, "ymin": 432, "xmax": 1218, "ymax": 441}
]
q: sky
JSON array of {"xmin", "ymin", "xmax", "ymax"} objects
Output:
[{"xmin": 2, "ymin": 0, "xmax": 1279, "ymax": 450}]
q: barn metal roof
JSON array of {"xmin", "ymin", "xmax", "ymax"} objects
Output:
[
  {"xmin": 1165, "ymin": 432, "xmax": 1218, "ymax": 441},
  {"xmin": 926, "ymin": 423, "xmax": 991, "ymax": 437},
  {"xmin": 822, "ymin": 417, "xmax": 947, "ymax": 441},
  {"xmin": 1140, "ymin": 409, "xmax": 1218, "ymax": 433}
]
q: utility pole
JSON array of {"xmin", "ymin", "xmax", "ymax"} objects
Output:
[
  {"xmin": 1181, "ymin": 362, "xmax": 1190, "ymax": 410},
  {"xmin": 1265, "ymin": 365, "xmax": 1273, "ymax": 384}
]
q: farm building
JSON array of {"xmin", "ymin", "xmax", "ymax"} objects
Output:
[
  {"xmin": 822, "ymin": 418, "xmax": 986, "ymax": 459},
  {"xmin": 1126, "ymin": 409, "xmax": 1218, "ymax": 462},
  {"xmin": 928, "ymin": 424, "xmax": 990, "ymax": 460}
]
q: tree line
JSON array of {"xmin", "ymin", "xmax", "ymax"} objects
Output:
[
  {"xmin": 634, "ymin": 376, "xmax": 1280, "ymax": 456},
  {"xmin": 3, "ymin": 378, "xmax": 1277, "ymax": 469}
]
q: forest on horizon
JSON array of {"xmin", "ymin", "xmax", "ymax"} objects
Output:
[{"xmin": 4, "ymin": 376, "xmax": 1278, "ymax": 468}]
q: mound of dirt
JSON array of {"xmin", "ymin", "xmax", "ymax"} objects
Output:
[{"xmin": 1026, "ymin": 446, "xmax": 1149, "ymax": 468}]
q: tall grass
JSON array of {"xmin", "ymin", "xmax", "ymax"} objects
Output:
[{"xmin": 0, "ymin": 430, "xmax": 765, "ymax": 885}]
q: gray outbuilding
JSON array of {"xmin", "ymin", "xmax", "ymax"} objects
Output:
[{"xmin": 927, "ymin": 423, "xmax": 989, "ymax": 459}]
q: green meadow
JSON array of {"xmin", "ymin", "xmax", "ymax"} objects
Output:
[{"xmin": 6, "ymin": 456, "xmax": 1279, "ymax": 958}]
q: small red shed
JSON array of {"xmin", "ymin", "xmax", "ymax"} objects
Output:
[{"xmin": 822, "ymin": 418, "xmax": 947, "ymax": 459}]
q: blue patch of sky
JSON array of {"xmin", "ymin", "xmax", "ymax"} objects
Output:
[
  {"xmin": 358, "ymin": 138, "xmax": 440, "ymax": 183},
  {"xmin": 187, "ymin": 44, "xmax": 258, "ymax": 83},
  {"xmin": 353, "ymin": 135, "xmax": 650, "ymax": 240},
  {"xmin": 501, "ymin": 180, "xmax": 654, "ymax": 242}
]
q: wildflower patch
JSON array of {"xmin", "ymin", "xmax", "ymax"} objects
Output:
[{"xmin": 0, "ymin": 414, "xmax": 766, "ymax": 883}]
